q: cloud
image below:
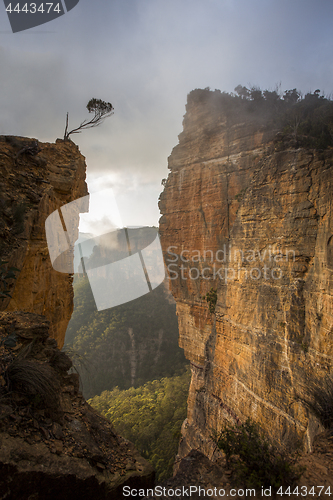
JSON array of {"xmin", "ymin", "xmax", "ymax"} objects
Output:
[
  {"xmin": 1, "ymin": 0, "xmax": 333, "ymax": 225},
  {"xmin": 0, "ymin": 46, "xmax": 68, "ymax": 138}
]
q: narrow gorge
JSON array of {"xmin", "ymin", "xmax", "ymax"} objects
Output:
[{"xmin": 1, "ymin": 90, "xmax": 333, "ymax": 497}]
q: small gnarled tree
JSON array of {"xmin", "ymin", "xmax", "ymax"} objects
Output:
[{"xmin": 64, "ymin": 98, "xmax": 114, "ymax": 140}]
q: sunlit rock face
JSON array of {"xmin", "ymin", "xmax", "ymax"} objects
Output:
[
  {"xmin": 159, "ymin": 89, "xmax": 333, "ymax": 458},
  {"xmin": 0, "ymin": 136, "xmax": 88, "ymax": 348}
]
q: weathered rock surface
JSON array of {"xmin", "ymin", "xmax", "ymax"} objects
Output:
[
  {"xmin": 144, "ymin": 437, "xmax": 333, "ymax": 499},
  {"xmin": 0, "ymin": 136, "xmax": 156, "ymax": 498},
  {"xmin": 0, "ymin": 136, "xmax": 88, "ymax": 348},
  {"xmin": 159, "ymin": 90, "xmax": 333, "ymax": 459},
  {"xmin": 0, "ymin": 311, "xmax": 154, "ymax": 499}
]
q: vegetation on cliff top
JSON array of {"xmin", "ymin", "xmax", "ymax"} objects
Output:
[{"xmin": 188, "ymin": 86, "xmax": 333, "ymax": 149}]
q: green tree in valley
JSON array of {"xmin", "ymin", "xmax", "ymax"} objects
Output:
[{"xmin": 89, "ymin": 368, "xmax": 191, "ymax": 482}]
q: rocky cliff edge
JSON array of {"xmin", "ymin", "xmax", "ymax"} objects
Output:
[
  {"xmin": 0, "ymin": 311, "xmax": 154, "ymax": 499},
  {"xmin": 0, "ymin": 137, "xmax": 155, "ymax": 498},
  {"xmin": 0, "ymin": 136, "xmax": 88, "ymax": 349}
]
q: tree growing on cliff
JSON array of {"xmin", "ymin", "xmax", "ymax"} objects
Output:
[
  {"xmin": 214, "ymin": 419, "xmax": 302, "ymax": 489},
  {"xmin": 64, "ymin": 98, "xmax": 114, "ymax": 140}
]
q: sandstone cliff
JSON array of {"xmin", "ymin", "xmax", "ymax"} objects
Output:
[
  {"xmin": 159, "ymin": 89, "xmax": 333, "ymax": 459},
  {"xmin": 0, "ymin": 311, "xmax": 154, "ymax": 499},
  {"xmin": 0, "ymin": 136, "xmax": 155, "ymax": 498},
  {"xmin": 0, "ymin": 136, "xmax": 88, "ymax": 348}
]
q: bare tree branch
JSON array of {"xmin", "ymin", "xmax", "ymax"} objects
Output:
[{"xmin": 64, "ymin": 99, "xmax": 114, "ymax": 140}]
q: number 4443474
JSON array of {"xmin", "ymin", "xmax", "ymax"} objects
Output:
[
  {"xmin": 277, "ymin": 486, "xmax": 331, "ymax": 496},
  {"xmin": 5, "ymin": 3, "xmax": 62, "ymax": 14}
]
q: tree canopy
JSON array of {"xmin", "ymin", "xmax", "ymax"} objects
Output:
[
  {"xmin": 64, "ymin": 275, "xmax": 187, "ymax": 399},
  {"xmin": 88, "ymin": 368, "xmax": 191, "ymax": 482},
  {"xmin": 64, "ymin": 98, "xmax": 114, "ymax": 140}
]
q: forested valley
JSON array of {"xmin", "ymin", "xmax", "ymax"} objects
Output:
[{"xmin": 64, "ymin": 252, "xmax": 190, "ymax": 481}]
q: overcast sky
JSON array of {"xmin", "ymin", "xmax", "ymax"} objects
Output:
[{"xmin": 1, "ymin": 0, "xmax": 333, "ymax": 229}]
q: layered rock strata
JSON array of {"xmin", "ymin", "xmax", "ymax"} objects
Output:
[
  {"xmin": 0, "ymin": 136, "xmax": 88, "ymax": 348},
  {"xmin": 159, "ymin": 90, "xmax": 333, "ymax": 458}
]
